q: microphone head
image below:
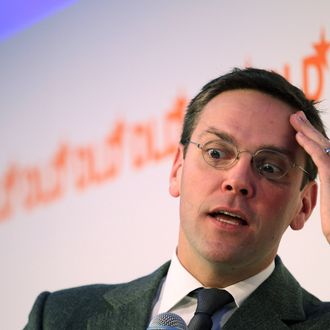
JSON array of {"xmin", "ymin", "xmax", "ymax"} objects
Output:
[{"xmin": 147, "ymin": 312, "xmax": 188, "ymax": 330}]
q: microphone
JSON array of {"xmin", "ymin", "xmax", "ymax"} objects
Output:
[{"xmin": 147, "ymin": 312, "xmax": 188, "ymax": 329}]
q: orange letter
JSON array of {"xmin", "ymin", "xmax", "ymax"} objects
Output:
[
  {"xmin": 302, "ymin": 56, "xmax": 323, "ymax": 100},
  {"xmin": 0, "ymin": 165, "xmax": 18, "ymax": 221}
]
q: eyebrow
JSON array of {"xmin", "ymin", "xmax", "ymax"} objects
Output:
[
  {"xmin": 199, "ymin": 127, "xmax": 295, "ymax": 159},
  {"xmin": 200, "ymin": 127, "xmax": 236, "ymax": 144}
]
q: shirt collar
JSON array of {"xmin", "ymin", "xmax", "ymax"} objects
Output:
[
  {"xmin": 158, "ymin": 252, "xmax": 202, "ymax": 313},
  {"xmin": 225, "ymin": 260, "xmax": 275, "ymax": 306},
  {"xmin": 158, "ymin": 252, "xmax": 275, "ymax": 312}
]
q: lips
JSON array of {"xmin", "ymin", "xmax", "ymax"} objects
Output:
[{"xmin": 208, "ymin": 209, "xmax": 248, "ymax": 226}]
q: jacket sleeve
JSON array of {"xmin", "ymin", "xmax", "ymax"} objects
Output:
[{"xmin": 23, "ymin": 292, "xmax": 50, "ymax": 330}]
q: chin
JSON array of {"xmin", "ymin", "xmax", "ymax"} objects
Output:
[{"xmin": 202, "ymin": 249, "xmax": 242, "ymax": 266}]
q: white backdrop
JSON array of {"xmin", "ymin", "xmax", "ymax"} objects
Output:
[{"xmin": 1, "ymin": 1, "xmax": 330, "ymax": 329}]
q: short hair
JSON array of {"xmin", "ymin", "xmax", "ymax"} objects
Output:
[{"xmin": 180, "ymin": 67, "xmax": 328, "ymax": 186}]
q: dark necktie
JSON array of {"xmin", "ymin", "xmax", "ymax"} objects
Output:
[{"xmin": 188, "ymin": 288, "xmax": 233, "ymax": 330}]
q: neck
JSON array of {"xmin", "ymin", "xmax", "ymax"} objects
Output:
[{"xmin": 176, "ymin": 246, "xmax": 274, "ymax": 288}]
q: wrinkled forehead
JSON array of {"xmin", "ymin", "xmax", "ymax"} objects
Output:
[{"xmin": 193, "ymin": 90, "xmax": 304, "ymax": 159}]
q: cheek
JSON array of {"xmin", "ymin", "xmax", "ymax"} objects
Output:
[
  {"xmin": 179, "ymin": 166, "xmax": 211, "ymax": 215},
  {"xmin": 255, "ymin": 184, "xmax": 300, "ymax": 229},
  {"xmin": 181, "ymin": 162, "xmax": 216, "ymax": 200}
]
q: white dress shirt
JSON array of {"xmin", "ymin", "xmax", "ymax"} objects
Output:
[{"xmin": 151, "ymin": 252, "xmax": 275, "ymax": 329}]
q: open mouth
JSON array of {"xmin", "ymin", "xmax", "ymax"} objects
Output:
[{"xmin": 208, "ymin": 210, "xmax": 248, "ymax": 226}]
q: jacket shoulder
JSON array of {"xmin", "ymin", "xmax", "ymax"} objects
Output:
[
  {"xmin": 24, "ymin": 261, "xmax": 170, "ymax": 330},
  {"xmin": 23, "ymin": 284, "xmax": 117, "ymax": 330},
  {"xmin": 297, "ymin": 294, "xmax": 330, "ymax": 329}
]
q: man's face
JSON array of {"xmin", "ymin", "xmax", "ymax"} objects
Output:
[{"xmin": 170, "ymin": 89, "xmax": 316, "ymax": 280}]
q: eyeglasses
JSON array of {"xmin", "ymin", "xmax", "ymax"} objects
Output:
[{"xmin": 189, "ymin": 139, "xmax": 310, "ymax": 181}]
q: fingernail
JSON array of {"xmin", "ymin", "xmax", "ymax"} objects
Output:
[{"xmin": 296, "ymin": 111, "xmax": 307, "ymax": 122}]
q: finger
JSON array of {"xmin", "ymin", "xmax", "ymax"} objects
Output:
[
  {"xmin": 295, "ymin": 131, "xmax": 329, "ymax": 164},
  {"xmin": 290, "ymin": 111, "xmax": 329, "ymax": 146},
  {"xmin": 290, "ymin": 112, "xmax": 330, "ymax": 168}
]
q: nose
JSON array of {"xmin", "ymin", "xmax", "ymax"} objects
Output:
[{"xmin": 220, "ymin": 155, "xmax": 255, "ymax": 197}]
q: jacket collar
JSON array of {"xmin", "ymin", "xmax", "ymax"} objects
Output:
[
  {"xmin": 86, "ymin": 262, "xmax": 170, "ymax": 330},
  {"xmin": 223, "ymin": 256, "xmax": 306, "ymax": 329}
]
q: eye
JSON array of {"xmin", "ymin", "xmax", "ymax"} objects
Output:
[
  {"xmin": 258, "ymin": 163, "xmax": 283, "ymax": 175},
  {"xmin": 201, "ymin": 140, "xmax": 236, "ymax": 168},
  {"xmin": 206, "ymin": 148, "xmax": 225, "ymax": 160},
  {"xmin": 254, "ymin": 152, "xmax": 288, "ymax": 179}
]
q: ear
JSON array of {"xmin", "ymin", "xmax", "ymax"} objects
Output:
[
  {"xmin": 290, "ymin": 181, "xmax": 318, "ymax": 230},
  {"xmin": 169, "ymin": 145, "xmax": 184, "ymax": 198}
]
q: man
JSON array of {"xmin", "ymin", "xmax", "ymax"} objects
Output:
[{"xmin": 24, "ymin": 68, "xmax": 330, "ymax": 329}]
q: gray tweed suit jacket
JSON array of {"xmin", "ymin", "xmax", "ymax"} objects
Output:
[{"xmin": 24, "ymin": 256, "xmax": 330, "ymax": 329}]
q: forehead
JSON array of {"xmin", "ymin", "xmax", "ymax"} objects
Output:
[{"xmin": 194, "ymin": 89, "xmax": 298, "ymax": 149}]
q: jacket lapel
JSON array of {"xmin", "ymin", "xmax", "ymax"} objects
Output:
[
  {"xmin": 223, "ymin": 256, "xmax": 306, "ymax": 329},
  {"xmin": 87, "ymin": 262, "xmax": 170, "ymax": 330}
]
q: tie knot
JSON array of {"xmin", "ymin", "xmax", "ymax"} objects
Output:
[
  {"xmin": 196, "ymin": 288, "xmax": 233, "ymax": 315},
  {"xmin": 188, "ymin": 288, "xmax": 234, "ymax": 330}
]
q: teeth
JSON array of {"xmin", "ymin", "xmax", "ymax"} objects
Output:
[
  {"xmin": 217, "ymin": 218, "xmax": 240, "ymax": 226},
  {"xmin": 211, "ymin": 210, "xmax": 247, "ymax": 226},
  {"xmin": 217, "ymin": 211, "xmax": 243, "ymax": 220}
]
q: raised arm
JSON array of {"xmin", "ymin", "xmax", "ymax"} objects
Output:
[{"xmin": 290, "ymin": 111, "xmax": 330, "ymax": 244}]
